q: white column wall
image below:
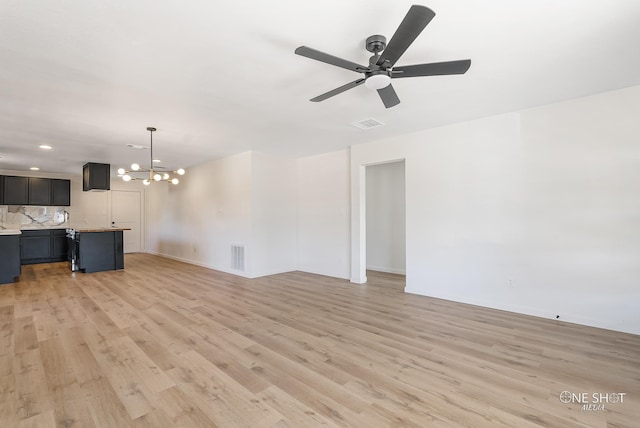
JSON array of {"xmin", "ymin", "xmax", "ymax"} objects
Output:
[
  {"xmin": 297, "ymin": 149, "xmax": 351, "ymax": 279},
  {"xmin": 250, "ymin": 152, "xmax": 298, "ymax": 277}
]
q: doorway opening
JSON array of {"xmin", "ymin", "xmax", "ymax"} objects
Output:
[{"xmin": 365, "ymin": 160, "xmax": 406, "ymax": 291}]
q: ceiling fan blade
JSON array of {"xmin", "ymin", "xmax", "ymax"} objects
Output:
[
  {"xmin": 377, "ymin": 84, "xmax": 401, "ymax": 108},
  {"xmin": 392, "ymin": 59, "xmax": 471, "ymax": 78},
  {"xmin": 377, "ymin": 5, "xmax": 435, "ymax": 68},
  {"xmin": 310, "ymin": 78, "xmax": 366, "ymax": 102},
  {"xmin": 295, "ymin": 46, "xmax": 370, "ymax": 73}
]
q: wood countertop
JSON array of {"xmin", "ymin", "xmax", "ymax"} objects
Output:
[{"xmin": 0, "ymin": 226, "xmax": 131, "ymax": 234}]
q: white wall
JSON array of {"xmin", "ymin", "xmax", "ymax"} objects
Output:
[
  {"xmin": 351, "ymin": 84, "xmax": 640, "ymax": 335},
  {"xmin": 145, "ymin": 147, "xmax": 350, "ymax": 280},
  {"xmin": 146, "ymin": 151, "xmax": 254, "ymax": 276},
  {"xmin": 250, "ymin": 152, "xmax": 297, "ymax": 277},
  {"xmin": 145, "ymin": 151, "xmax": 298, "ymax": 278},
  {"xmin": 366, "ymin": 161, "xmax": 406, "ymax": 274},
  {"xmin": 73, "ymin": 178, "xmax": 147, "ymax": 228},
  {"xmin": 297, "ymin": 149, "xmax": 350, "ymax": 279}
]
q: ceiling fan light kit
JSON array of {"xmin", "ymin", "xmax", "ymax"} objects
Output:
[
  {"xmin": 364, "ymin": 72, "xmax": 391, "ymax": 90},
  {"xmin": 117, "ymin": 127, "xmax": 185, "ymax": 185},
  {"xmin": 295, "ymin": 4, "xmax": 471, "ymax": 108}
]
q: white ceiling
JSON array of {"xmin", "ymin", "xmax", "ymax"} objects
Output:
[{"xmin": 1, "ymin": 0, "xmax": 640, "ymax": 175}]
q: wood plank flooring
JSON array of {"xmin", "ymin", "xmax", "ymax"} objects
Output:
[{"xmin": 1, "ymin": 254, "xmax": 639, "ymax": 427}]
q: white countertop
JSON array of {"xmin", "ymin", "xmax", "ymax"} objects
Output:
[
  {"xmin": 0, "ymin": 229, "xmax": 21, "ymax": 235},
  {"xmin": 19, "ymin": 225, "xmax": 69, "ymax": 230},
  {"xmin": 0, "ymin": 224, "xmax": 69, "ymax": 231}
]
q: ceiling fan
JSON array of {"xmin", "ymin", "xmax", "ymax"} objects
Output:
[{"xmin": 295, "ymin": 5, "xmax": 471, "ymax": 108}]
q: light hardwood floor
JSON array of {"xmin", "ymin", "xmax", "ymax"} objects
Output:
[{"xmin": 0, "ymin": 254, "xmax": 638, "ymax": 427}]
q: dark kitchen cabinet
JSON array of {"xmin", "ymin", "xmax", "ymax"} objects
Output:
[
  {"xmin": 3, "ymin": 176, "xmax": 28, "ymax": 205},
  {"xmin": 51, "ymin": 229, "xmax": 68, "ymax": 259},
  {"xmin": 28, "ymin": 177, "xmax": 51, "ymax": 205},
  {"xmin": 83, "ymin": 162, "xmax": 110, "ymax": 191},
  {"xmin": 0, "ymin": 234, "xmax": 21, "ymax": 284},
  {"xmin": 0, "ymin": 175, "xmax": 70, "ymax": 206},
  {"xmin": 76, "ymin": 230, "xmax": 124, "ymax": 273},
  {"xmin": 20, "ymin": 230, "xmax": 51, "ymax": 262},
  {"xmin": 51, "ymin": 179, "xmax": 71, "ymax": 206},
  {"xmin": 20, "ymin": 229, "xmax": 68, "ymax": 265},
  {"xmin": 115, "ymin": 231, "xmax": 124, "ymax": 270}
]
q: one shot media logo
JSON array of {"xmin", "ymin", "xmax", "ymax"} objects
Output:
[{"xmin": 559, "ymin": 391, "xmax": 626, "ymax": 411}]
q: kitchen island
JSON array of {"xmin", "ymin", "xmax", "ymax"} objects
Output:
[{"xmin": 68, "ymin": 227, "xmax": 130, "ymax": 273}]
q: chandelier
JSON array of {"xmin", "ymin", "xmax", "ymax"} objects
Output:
[{"xmin": 117, "ymin": 127, "xmax": 185, "ymax": 185}]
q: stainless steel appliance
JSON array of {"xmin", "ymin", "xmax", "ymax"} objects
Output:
[{"xmin": 66, "ymin": 228, "xmax": 79, "ymax": 271}]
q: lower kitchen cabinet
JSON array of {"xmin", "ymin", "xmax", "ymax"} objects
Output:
[
  {"xmin": 20, "ymin": 229, "xmax": 68, "ymax": 265},
  {"xmin": 52, "ymin": 229, "xmax": 68, "ymax": 259},
  {"xmin": 0, "ymin": 235, "xmax": 21, "ymax": 284},
  {"xmin": 20, "ymin": 230, "xmax": 50, "ymax": 262},
  {"xmin": 76, "ymin": 230, "xmax": 124, "ymax": 273}
]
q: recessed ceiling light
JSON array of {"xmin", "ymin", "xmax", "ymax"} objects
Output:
[
  {"xmin": 39, "ymin": 144, "xmax": 53, "ymax": 150},
  {"xmin": 30, "ymin": 167, "xmax": 40, "ymax": 171},
  {"xmin": 153, "ymin": 159, "xmax": 161, "ymax": 163},
  {"xmin": 127, "ymin": 144, "xmax": 148, "ymax": 150}
]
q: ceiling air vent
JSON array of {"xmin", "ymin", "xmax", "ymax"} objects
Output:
[{"xmin": 351, "ymin": 118, "xmax": 384, "ymax": 130}]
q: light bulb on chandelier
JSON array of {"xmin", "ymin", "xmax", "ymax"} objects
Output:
[{"xmin": 117, "ymin": 127, "xmax": 185, "ymax": 185}]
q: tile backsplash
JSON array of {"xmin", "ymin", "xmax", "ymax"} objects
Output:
[{"xmin": 0, "ymin": 205, "xmax": 68, "ymax": 229}]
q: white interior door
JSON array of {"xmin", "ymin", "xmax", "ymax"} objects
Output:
[{"xmin": 111, "ymin": 190, "xmax": 141, "ymax": 253}]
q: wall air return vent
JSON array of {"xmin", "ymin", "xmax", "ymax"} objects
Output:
[
  {"xmin": 231, "ymin": 244, "xmax": 245, "ymax": 272},
  {"xmin": 351, "ymin": 118, "xmax": 384, "ymax": 130}
]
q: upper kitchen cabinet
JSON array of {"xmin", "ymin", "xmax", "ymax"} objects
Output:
[
  {"xmin": 83, "ymin": 162, "xmax": 110, "ymax": 191},
  {"xmin": 3, "ymin": 176, "xmax": 29, "ymax": 205},
  {"xmin": 1, "ymin": 176, "xmax": 71, "ymax": 206},
  {"xmin": 28, "ymin": 177, "xmax": 51, "ymax": 206},
  {"xmin": 51, "ymin": 179, "xmax": 71, "ymax": 206}
]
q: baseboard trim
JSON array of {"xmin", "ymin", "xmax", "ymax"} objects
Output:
[
  {"xmin": 366, "ymin": 265, "xmax": 406, "ymax": 275},
  {"xmin": 144, "ymin": 251, "xmax": 255, "ymax": 279}
]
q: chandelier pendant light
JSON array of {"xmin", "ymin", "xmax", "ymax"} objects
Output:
[{"xmin": 117, "ymin": 127, "xmax": 185, "ymax": 185}]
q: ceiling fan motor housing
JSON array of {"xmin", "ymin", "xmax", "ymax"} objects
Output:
[{"xmin": 365, "ymin": 35, "xmax": 387, "ymax": 53}]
